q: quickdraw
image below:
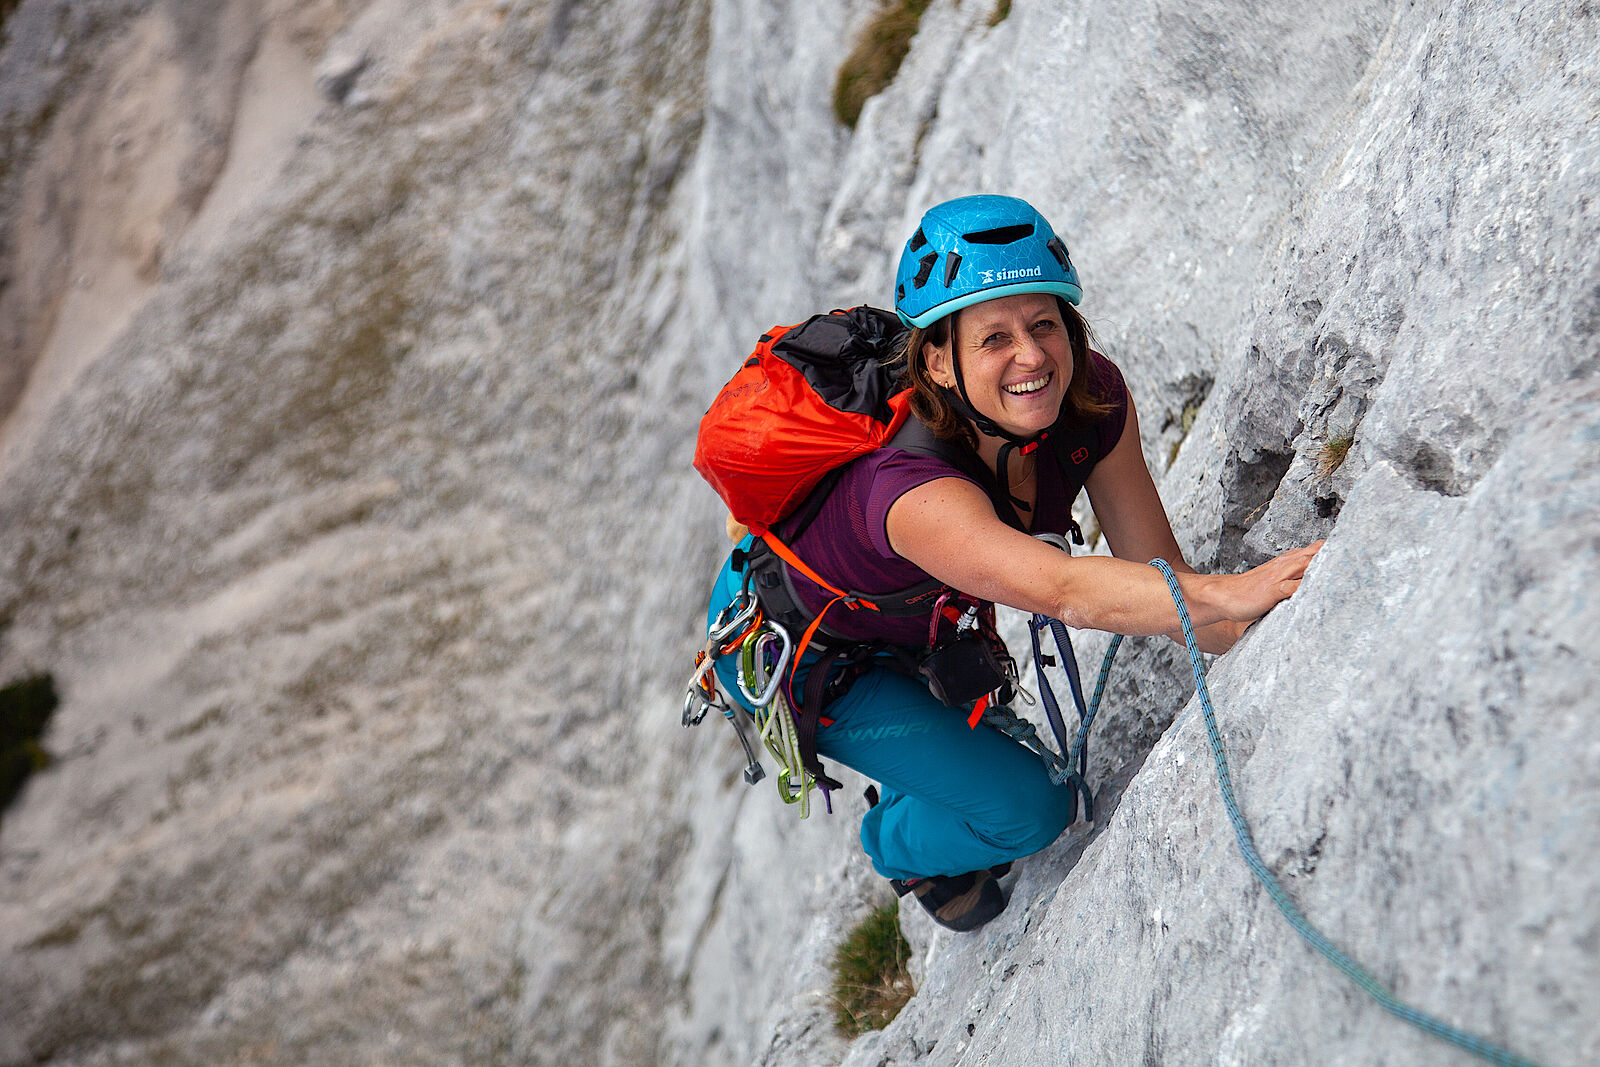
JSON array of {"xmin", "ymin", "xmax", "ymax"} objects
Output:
[{"xmin": 682, "ymin": 589, "xmax": 825, "ymax": 817}]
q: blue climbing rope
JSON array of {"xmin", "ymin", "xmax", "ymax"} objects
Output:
[
  {"xmin": 1145, "ymin": 557, "xmax": 1544, "ymax": 1067},
  {"xmin": 987, "ymin": 622, "xmax": 1125, "ymax": 823}
]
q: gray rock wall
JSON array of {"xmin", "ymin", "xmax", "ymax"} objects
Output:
[
  {"xmin": 825, "ymin": 0, "xmax": 1600, "ymax": 1064},
  {"xmin": 0, "ymin": 0, "xmax": 1595, "ymax": 1065}
]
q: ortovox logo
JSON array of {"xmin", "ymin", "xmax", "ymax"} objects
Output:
[
  {"xmin": 1071, "ymin": 447, "xmax": 1089, "ymax": 464},
  {"xmin": 713, "ymin": 378, "xmax": 768, "ymax": 409}
]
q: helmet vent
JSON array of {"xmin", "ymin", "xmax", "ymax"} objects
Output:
[
  {"xmin": 962, "ymin": 223, "xmax": 1034, "ymax": 244},
  {"xmin": 1047, "ymin": 236, "xmax": 1071, "ymax": 269},
  {"xmin": 912, "ymin": 251, "xmax": 939, "ymax": 288},
  {"xmin": 944, "ymin": 252, "xmax": 962, "ymax": 286},
  {"xmin": 909, "ymin": 228, "xmax": 928, "ymax": 252}
]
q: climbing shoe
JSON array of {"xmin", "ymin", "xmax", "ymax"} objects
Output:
[{"xmin": 891, "ymin": 869, "xmax": 1007, "ymax": 932}]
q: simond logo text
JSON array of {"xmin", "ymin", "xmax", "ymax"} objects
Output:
[{"xmin": 980, "ymin": 266, "xmax": 1045, "ymax": 285}]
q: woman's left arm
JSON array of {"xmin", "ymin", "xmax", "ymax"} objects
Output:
[{"xmin": 1083, "ymin": 394, "xmax": 1247, "ymax": 653}]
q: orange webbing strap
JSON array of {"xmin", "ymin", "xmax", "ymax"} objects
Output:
[
  {"xmin": 786, "ymin": 589, "xmax": 847, "ymax": 712},
  {"xmin": 756, "ymin": 530, "xmax": 881, "ymax": 612},
  {"xmin": 747, "ymin": 526, "xmax": 878, "ymax": 693},
  {"xmin": 796, "ymin": 600, "xmax": 838, "ymax": 665}
]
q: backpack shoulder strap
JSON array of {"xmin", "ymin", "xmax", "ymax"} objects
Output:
[{"xmin": 886, "ymin": 418, "xmax": 1029, "ymax": 533}]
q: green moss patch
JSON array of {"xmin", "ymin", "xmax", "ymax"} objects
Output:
[
  {"xmin": 833, "ymin": 0, "xmax": 934, "ymax": 129},
  {"xmin": 989, "ymin": 0, "xmax": 1012, "ymax": 26},
  {"xmin": 831, "ymin": 903, "xmax": 915, "ymax": 1035},
  {"xmin": 1166, "ymin": 399, "xmax": 1203, "ymax": 468},
  {"xmin": 1, "ymin": 673, "xmax": 59, "ymax": 821}
]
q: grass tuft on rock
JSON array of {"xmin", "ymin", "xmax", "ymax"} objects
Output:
[
  {"xmin": 1, "ymin": 673, "xmax": 59, "ymax": 821},
  {"xmin": 832, "ymin": 0, "xmax": 934, "ymax": 129},
  {"xmin": 1316, "ymin": 431, "xmax": 1355, "ymax": 477},
  {"xmin": 831, "ymin": 903, "xmax": 915, "ymax": 1035},
  {"xmin": 989, "ymin": 0, "xmax": 1012, "ymax": 26}
]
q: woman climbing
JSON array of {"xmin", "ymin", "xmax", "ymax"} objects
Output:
[{"xmin": 701, "ymin": 194, "xmax": 1322, "ymax": 931}]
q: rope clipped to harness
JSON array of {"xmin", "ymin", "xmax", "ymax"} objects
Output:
[
  {"xmin": 982, "ymin": 529, "xmax": 1107, "ymax": 823},
  {"xmin": 1147, "ymin": 558, "xmax": 1544, "ymax": 1067}
]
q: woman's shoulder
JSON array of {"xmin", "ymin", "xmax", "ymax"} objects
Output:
[
  {"xmin": 825, "ymin": 439, "xmax": 984, "ymax": 535},
  {"xmin": 851, "ymin": 440, "xmax": 980, "ymax": 491},
  {"xmin": 795, "ymin": 439, "xmax": 980, "ymax": 574}
]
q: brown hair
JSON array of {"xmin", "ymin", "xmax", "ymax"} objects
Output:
[{"xmin": 897, "ymin": 298, "xmax": 1115, "ymax": 442}]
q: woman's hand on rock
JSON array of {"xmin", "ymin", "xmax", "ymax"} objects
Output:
[{"xmin": 1218, "ymin": 540, "xmax": 1325, "ymax": 625}]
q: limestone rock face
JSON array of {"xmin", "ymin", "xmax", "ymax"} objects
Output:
[{"xmin": 0, "ymin": 0, "xmax": 1595, "ymax": 1065}]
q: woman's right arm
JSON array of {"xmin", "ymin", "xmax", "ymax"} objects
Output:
[{"xmin": 885, "ymin": 477, "xmax": 1317, "ymax": 639}]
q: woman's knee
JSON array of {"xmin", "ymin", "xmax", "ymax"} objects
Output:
[{"xmin": 984, "ymin": 773, "xmax": 1076, "ymax": 857}]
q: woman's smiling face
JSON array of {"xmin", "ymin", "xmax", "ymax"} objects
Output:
[{"xmin": 925, "ymin": 293, "xmax": 1073, "ymax": 439}]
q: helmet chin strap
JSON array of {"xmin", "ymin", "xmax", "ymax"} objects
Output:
[{"xmin": 940, "ymin": 317, "xmax": 1053, "ymax": 516}]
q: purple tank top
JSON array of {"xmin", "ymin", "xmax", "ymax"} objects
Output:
[{"xmin": 787, "ymin": 351, "xmax": 1130, "ymax": 647}]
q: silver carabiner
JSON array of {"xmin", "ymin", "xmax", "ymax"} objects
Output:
[
  {"xmin": 683, "ymin": 682, "xmax": 730, "ymax": 726},
  {"xmin": 736, "ymin": 623, "xmax": 793, "ymax": 708},
  {"xmin": 683, "ymin": 655, "xmax": 731, "ymax": 726},
  {"xmin": 1035, "ymin": 531, "xmax": 1075, "ymax": 555},
  {"xmin": 709, "ymin": 590, "xmax": 761, "ymax": 644}
]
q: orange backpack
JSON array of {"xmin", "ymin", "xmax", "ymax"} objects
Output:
[{"xmin": 693, "ymin": 305, "xmax": 913, "ymax": 535}]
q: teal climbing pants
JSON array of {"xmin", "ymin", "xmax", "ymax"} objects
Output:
[{"xmin": 707, "ymin": 546, "xmax": 1074, "ymax": 882}]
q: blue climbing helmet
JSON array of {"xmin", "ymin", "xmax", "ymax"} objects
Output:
[{"xmin": 894, "ymin": 194, "xmax": 1081, "ymax": 328}]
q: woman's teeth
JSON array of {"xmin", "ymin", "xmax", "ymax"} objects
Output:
[{"xmin": 1004, "ymin": 374, "xmax": 1051, "ymax": 395}]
